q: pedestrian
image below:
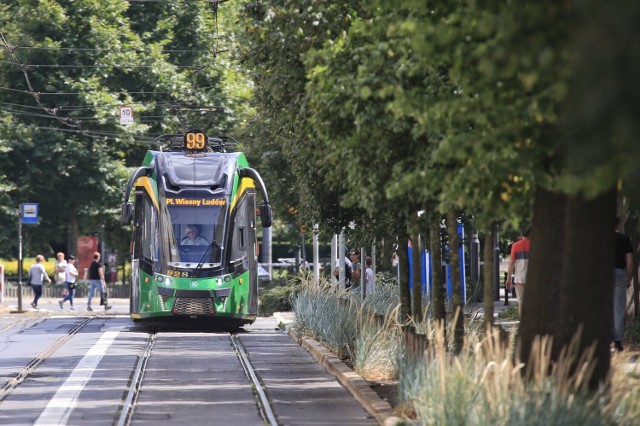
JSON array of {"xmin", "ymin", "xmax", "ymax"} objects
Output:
[
  {"xmin": 613, "ymin": 217, "xmax": 633, "ymax": 352},
  {"xmin": 54, "ymin": 252, "xmax": 67, "ymax": 285},
  {"xmin": 505, "ymin": 228, "xmax": 531, "ymax": 317},
  {"xmin": 54, "ymin": 252, "xmax": 67, "ymax": 297},
  {"xmin": 28, "ymin": 254, "xmax": 51, "ymax": 309},
  {"xmin": 58, "ymin": 255, "xmax": 78, "ymax": 310},
  {"xmin": 364, "ymin": 256, "xmax": 374, "ymax": 297},
  {"xmin": 87, "ymin": 252, "xmax": 111, "ymax": 311},
  {"xmin": 333, "ymin": 251, "xmax": 352, "ymax": 288},
  {"xmin": 350, "ymin": 250, "xmax": 362, "ymax": 286}
]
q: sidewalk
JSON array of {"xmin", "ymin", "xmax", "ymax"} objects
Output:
[{"xmin": 0, "ymin": 296, "xmax": 129, "ymax": 315}]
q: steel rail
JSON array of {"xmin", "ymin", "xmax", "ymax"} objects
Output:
[
  {"xmin": 0, "ymin": 317, "xmax": 94, "ymax": 401},
  {"xmin": 230, "ymin": 333, "xmax": 279, "ymax": 426},
  {"xmin": 116, "ymin": 332, "xmax": 157, "ymax": 426}
]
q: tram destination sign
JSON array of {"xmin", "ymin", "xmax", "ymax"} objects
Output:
[{"xmin": 166, "ymin": 197, "xmax": 226, "ymax": 207}]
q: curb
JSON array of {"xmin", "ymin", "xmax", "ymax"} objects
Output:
[{"xmin": 288, "ymin": 327, "xmax": 403, "ymax": 426}]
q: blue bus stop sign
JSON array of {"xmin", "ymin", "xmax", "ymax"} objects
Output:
[{"xmin": 21, "ymin": 203, "xmax": 38, "ymax": 224}]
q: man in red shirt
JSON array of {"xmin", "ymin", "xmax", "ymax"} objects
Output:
[{"xmin": 506, "ymin": 228, "xmax": 531, "ymax": 317}]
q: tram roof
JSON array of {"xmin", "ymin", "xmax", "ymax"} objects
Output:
[{"xmin": 155, "ymin": 151, "xmax": 242, "ymax": 190}]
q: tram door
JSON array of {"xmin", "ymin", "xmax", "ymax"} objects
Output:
[{"xmin": 230, "ymin": 190, "xmax": 258, "ymax": 314}]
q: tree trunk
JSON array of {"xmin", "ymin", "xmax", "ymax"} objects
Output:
[
  {"xmin": 555, "ymin": 188, "xmax": 616, "ymax": 390},
  {"xmin": 625, "ymin": 215, "xmax": 639, "ymax": 318},
  {"xmin": 430, "ymin": 217, "xmax": 446, "ymax": 324},
  {"xmin": 397, "ymin": 230, "xmax": 412, "ymax": 323},
  {"xmin": 411, "ymin": 232, "xmax": 423, "ymax": 322},
  {"xmin": 448, "ymin": 209, "xmax": 464, "ymax": 354},
  {"xmin": 518, "ymin": 188, "xmax": 567, "ymax": 365},
  {"xmin": 68, "ymin": 208, "xmax": 79, "ymax": 256},
  {"xmin": 483, "ymin": 225, "xmax": 496, "ymax": 329}
]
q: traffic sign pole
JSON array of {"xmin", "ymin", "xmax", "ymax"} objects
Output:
[{"xmin": 17, "ymin": 208, "xmax": 23, "ymax": 312}]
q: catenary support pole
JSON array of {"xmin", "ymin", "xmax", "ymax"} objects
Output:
[
  {"xmin": 338, "ymin": 230, "xmax": 346, "ymax": 289},
  {"xmin": 263, "ymin": 226, "xmax": 272, "ymax": 280},
  {"xmin": 313, "ymin": 224, "xmax": 319, "ymax": 284},
  {"xmin": 331, "ymin": 234, "xmax": 337, "ymax": 287}
]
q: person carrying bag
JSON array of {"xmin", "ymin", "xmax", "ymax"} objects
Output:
[{"xmin": 87, "ymin": 252, "xmax": 111, "ymax": 311}]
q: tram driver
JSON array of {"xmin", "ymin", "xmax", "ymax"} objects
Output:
[{"xmin": 181, "ymin": 225, "xmax": 209, "ymax": 245}]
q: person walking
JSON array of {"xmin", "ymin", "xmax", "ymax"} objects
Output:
[
  {"xmin": 58, "ymin": 255, "xmax": 78, "ymax": 310},
  {"xmin": 87, "ymin": 252, "xmax": 111, "ymax": 311},
  {"xmin": 505, "ymin": 228, "xmax": 531, "ymax": 317},
  {"xmin": 364, "ymin": 256, "xmax": 374, "ymax": 297},
  {"xmin": 350, "ymin": 250, "xmax": 362, "ymax": 287},
  {"xmin": 614, "ymin": 217, "xmax": 633, "ymax": 352},
  {"xmin": 28, "ymin": 255, "xmax": 51, "ymax": 309},
  {"xmin": 54, "ymin": 252, "xmax": 67, "ymax": 285}
]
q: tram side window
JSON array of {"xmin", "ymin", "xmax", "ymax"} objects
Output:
[
  {"xmin": 229, "ymin": 196, "xmax": 249, "ymax": 271},
  {"xmin": 132, "ymin": 194, "xmax": 145, "ymax": 259},
  {"xmin": 141, "ymin": 197, "xmax": 158, "ymax": 261}
]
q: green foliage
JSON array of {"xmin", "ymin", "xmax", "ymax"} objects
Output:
[
  {"xmin": 0, "ymin": 1, "xmax": 250, "ymax": 258},
  {"xmin": 497, "ymin": 305, "xmax": 520, "ymax": 322},
  {"xmin": 258, "ymin": 276, "xmax": 297, "ymax": 316}
]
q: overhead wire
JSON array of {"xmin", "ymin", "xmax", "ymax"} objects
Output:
[
  {"xmin": 0, "ymin": 59, "xmax": 204, "ymax": 69},
  {"xmin": 13, "ymin": 46, "xmax": 216, "ymax": 53},
  {"xmin": 0, "ymin": 29, "xmax": 80, "ymax": 128},
  {"xmin": 0, "ymin": 1, "xmax": 231, "ymax": 138}
]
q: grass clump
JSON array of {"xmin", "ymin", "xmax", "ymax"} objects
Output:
[
  {"xmin": 351, "ymin": 306, "xmax": 402, "ymax": 381},
  {"xmin": 497, "ymin": 305, "xmax": 520, "ymax": 321},
  {"xmin": 291, "ymin": 278, "xmax": 358, "ymax": 358},
  {"xmin": 402, "ymin": 328, "xmax": 640, "ymax": 425}
]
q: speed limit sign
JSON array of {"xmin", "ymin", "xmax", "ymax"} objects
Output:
[{"xmin": 119, "ymin": 106, "xmax": 134, "ymax": 125}]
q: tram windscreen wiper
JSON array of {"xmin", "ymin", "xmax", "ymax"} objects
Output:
[{"xmin": 194, "ymin": 240, "xmax": 216, "ymax": 273}]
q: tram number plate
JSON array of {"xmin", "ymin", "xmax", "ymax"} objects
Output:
[{"xmin": 166, "ymin": 269, "xmax": 191, "ymax": 278}]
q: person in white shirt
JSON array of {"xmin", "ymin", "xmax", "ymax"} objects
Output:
[
  {"xmin": 364, "ymin": 257, "xmax": 374, "ymax": 297},
  {"xmin": 59, "ymin": 255, "xmax": 78, "ymax": 310}
]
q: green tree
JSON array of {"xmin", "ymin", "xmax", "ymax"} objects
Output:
[{"xmin": 0, "ymin": 0, "xmax": 248, "ymax": 259}]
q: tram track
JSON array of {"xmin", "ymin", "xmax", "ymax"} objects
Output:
[
  {"xmin": 230, "ymin": 333, "xmax": 279, "ymax": 426},
  {"xmin": 0, "ymin": 317, "xmax": 94, "ymax": 402},
  {"xmin": 115, "ymin": 330, "xmax": 279, "ymax": 426},
  {"xmin": 117, "ymin": 332, "xmax": 157, "ymax": 426},
  {"xmin": 0, "ymin": 317, "xmax": 40, "ymax": 334}
]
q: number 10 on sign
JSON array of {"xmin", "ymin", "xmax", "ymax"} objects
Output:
[{"xmin": 119, "ymin": 106, "xmax": 134, "ymax": 125}]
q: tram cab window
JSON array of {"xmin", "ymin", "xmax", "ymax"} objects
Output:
[
  {"xmin": 163, "ymin": 202, "xmax": 226, "ymax": 266},
  {"xmin": 176, "ymin": 223, "xmax": 218, "ymax": 264}
]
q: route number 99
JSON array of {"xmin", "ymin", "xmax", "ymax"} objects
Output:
[{"xmin": 184, "ymin": 130, "xmax": 207, "ymax": 151}]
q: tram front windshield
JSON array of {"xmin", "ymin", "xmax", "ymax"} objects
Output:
[{"xmin": 162, "ymin": 201, "xmax": 227, "ymax": 268}]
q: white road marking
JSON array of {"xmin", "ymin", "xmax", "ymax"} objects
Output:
[{"xmin": 34, "ymin": 329, "xmax": 122, "ymax": 426}]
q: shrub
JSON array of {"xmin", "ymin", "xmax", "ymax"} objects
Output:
[{"xmin": 258, "ymin": 276, "xmax": 298, "ymax": 315}]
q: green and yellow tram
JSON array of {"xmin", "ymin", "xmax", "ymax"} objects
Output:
[{"xmin": 120, "ymin": 130, "xmax": 272, "ymax": 327}]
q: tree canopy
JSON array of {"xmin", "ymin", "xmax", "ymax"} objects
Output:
[{"xmin": 0, "ymin": 0, "xmax": 251, "ymax": 259}]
